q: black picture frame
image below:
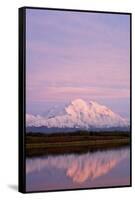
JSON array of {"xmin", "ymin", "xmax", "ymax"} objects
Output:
[{"xmin": 19, "ymin": 6, "xmax": 132, "ymax": 193}]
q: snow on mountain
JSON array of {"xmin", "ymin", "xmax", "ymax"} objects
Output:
[
  {"xmin": 43, "ymin": 104, "xmax": 67, "ymax": 119},
  {"xmin": 26, "ymin": 99, "xmax": 129, "ymax": 129}
]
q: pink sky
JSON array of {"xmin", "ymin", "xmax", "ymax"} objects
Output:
[{"xmin": 26, "ymin": 9, "xmax": 130, "ymax": 119}]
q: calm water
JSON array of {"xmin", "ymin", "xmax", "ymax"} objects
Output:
[{"xmin": 26, "ymin": 147, "xmax": 130, "ymax": 192}]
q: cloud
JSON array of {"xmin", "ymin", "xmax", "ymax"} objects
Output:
[{"xmin": 26, "ymin": 85, "xmax": 129, "ymax": 103}]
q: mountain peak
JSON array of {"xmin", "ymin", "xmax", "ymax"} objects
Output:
[
  {"xmin": 89, "ymin": 100, "xmax": 101, "ymax": 106},
  {"xmin": 71, "ymin": 98, "xmax": 87, "ymax": 105}
]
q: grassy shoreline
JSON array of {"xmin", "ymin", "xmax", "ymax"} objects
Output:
[{"xmin": 26, "ymin": 131, "xmax": 130, "ymax": 157}]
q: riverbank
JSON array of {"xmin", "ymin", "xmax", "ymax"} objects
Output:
[{"xmin": 26, "ymin": 131, "xmax": 130, "ymax": 157}]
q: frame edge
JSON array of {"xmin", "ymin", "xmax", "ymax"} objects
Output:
[{"xmin": 18, "ymin": 7, "xmax": 26, "ymax": 193}]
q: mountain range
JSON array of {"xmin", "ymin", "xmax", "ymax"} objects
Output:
[{"xmin": 26, "ymin": 99, "xmax": 129, "ymax": 133}]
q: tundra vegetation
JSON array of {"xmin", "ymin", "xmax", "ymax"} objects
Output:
[{"xmin": 26, "ymin": 131, "xmax": 130, "ymax": 157}]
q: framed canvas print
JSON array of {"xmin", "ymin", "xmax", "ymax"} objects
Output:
[{"xmin": 19, "ymin": 7, "xmax": 132, "ymax": 193}]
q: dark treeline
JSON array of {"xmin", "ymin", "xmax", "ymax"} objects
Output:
[
  {"xmin": 26, "ymin": 130, "xmax": 130, "ymax": 137},
  {"xmin": 26, "ymin": 131, "xmax": 130, "ymax": 145}
]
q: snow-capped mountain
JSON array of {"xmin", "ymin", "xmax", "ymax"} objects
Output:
[{"xmin": 26, "ymin": 99, "xmax": 129, "ymax": 130}]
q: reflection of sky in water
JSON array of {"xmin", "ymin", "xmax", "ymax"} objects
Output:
[{"xmin": 26, "ymin": 147, "xmax": 130, "ymax": 191}]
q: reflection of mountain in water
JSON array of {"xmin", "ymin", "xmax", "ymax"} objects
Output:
[{"xmin": 26, "ymin": 148, "xmax": 129, "ymax": 183}]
